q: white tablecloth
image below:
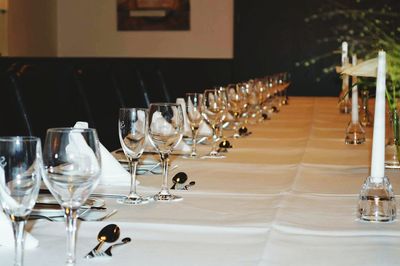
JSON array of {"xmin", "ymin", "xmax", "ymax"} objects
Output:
[{"xmin": 3, "ymin": 97, "xmax": 400, "ymax": 266}]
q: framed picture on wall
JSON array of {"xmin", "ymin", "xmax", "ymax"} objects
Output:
[{"xmin": 117, "ymin": 0, "xmax": 190, "ymax": 31}]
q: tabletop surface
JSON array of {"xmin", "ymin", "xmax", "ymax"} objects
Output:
[{"xmin": 3, "ymin": 97, "xmax": 400, "ymax": 266}]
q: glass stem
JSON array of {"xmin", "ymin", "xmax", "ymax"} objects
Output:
[
  {"xmin": 219, "ymin": 124, "xmax": 224, "ymax": 139},
  {"xmin": 128, "ymin": 158, "xmax": 139, "ymax": 197},
  {"xmin": 12, "ymin": 218, "xmax": 25, "ymax": 266},
  {"xmin": 191, "ymin": 126, "xmax": 199, "ymax": 156},
  {"xmin": 65, "ymin": 208, "xmax": 78, "ymax": 266},
  {"xmin": 211, "ymin": 125, "xmax": 218, "ymax": 155},
  {"xmin": 160, "ymin": 153, "xmax": 170, "ymax": 195}
]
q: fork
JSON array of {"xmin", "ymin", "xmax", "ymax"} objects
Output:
[
  {"xmin": 92, "ymin": 237, "xmax": 132, "ymax": 257},
  {"xmin": 29, "ymin": 209, "xmax": 118, "ymax": 222}
]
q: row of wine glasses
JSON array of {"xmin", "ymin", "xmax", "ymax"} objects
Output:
[
  {"xmin": 118, "ymin": 104, "xmax": 184, "ymax": 204},
  {"xmin": 181, "ymin": 73, "xmax": 291, "ymax": 160}
]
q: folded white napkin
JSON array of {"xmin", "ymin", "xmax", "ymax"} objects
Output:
[
  {"xmin": 74, "ymin": 122, "xmax": 132, "ymax": 186},
  {"xmin": 176, "ymin": 98, "xmax": 212, "ymax": 137},
  {"xmin": 146, "ymin": 110, "xmax": 191, "ymax": 154},
  {"xmin": 0, "ymin": 167, "xmax": 39, "ymax": 249}
]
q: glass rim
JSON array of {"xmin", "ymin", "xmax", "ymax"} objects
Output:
[
  {"xmin": 46, "ymin": 127, "xmax": 97, "ymax": 133},
  {"xmin": 119, "ymin": 107, "xmax": 148, "ymax": 111},
  {"xmin": 149, "ymin": 102, "xmax": 182, "ymax": 107},
  {"xmin": 204, "ymin": 88, "xmax": 226, "ymax": 93},
  {"xmin": 0, "ymin": 136, "xmax": 41, "ymax": 142}
]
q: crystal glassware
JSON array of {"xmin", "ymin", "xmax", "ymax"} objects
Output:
[
  {"xmin": 148, "ymin": 103, "xmax": 184, "ymax": 201},
  {"xmin": 201, "ymin": 89, "xmax": 227, "ymax": 158},
  {"xmin": 184, "ymin": 93, "xmax": 203, "ymax": 158},
  {"xmin": 118, "ymin": 108, "xmax": 149, "ymax": 204},
  {"xmin": 216, "ymin": 87, "xmax": 230, "ymax": 142},
  {"xmin": 0, "ymin": 137, "xmax": 42, "ymax": 266},
  {"xmin": 227, "ymin": 84, "xmax": 248, "ymax": 137},
  {"xmin": 43, "ymin": 128, "xmax": 101, "ymax": 265},
  {"xmin": 385, "ymin": 109, "xmax": 400, "ymax": 168},
  {"xmin": 358, "ymin": 176, "xmax": 396, "ymax": 222}
]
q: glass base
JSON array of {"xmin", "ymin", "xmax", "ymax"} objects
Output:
[
  {"xmin": 153, "ymin": 193, "xmax": 183, "ymax": 202},
  {"xmin": 117, "ymin": 195, "xmax": 150, "ymax": 205},
  {"xmin": 345, "ymin": 122, "xmax": 366, "ymax": 145},
  {"xmin": 201, "ymin": 153, "xmax": 226, "ymax": 159},
  {"xmin": 358, "ymin": 176, "xmax": 396, "ymax": 222},
  {"xmin": 385, "ymin": 143, "xmax": 400, "ymax": 169},
  {"xmin": 182, "ymin": 153, "xmax": 200, "ymax": 159}
]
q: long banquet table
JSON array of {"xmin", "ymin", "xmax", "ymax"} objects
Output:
[{"xmin": 2, "ymin": 97, "xmax": 400, "ymax": 266}]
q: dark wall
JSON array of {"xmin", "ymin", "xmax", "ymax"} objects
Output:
[
  {"xmin": 233, "ymin": 0, "xmax": 400, "ymax": 96},
  {"xmin": 233, "ymin": 0, "xmax": 340, "ymax": 96},
  {"xmin": 0, "ymin": 57, "xmax": 233, "ymax": 150}
]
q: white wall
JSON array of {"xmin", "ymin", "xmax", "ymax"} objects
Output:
[
  {"xmin": 8, "ymin": 0, "xmax": 57, "ymax": 56},
  {"xmin": 57, "ymin": 0, "xmax": 233, "ymax": 58}
]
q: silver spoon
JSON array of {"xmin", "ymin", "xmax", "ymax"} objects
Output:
[
  {"xmin": 85, "ymin": 224, "xmax": 120, "ymax": 258},
  {"xmin": 104, "ymin": 237, "xmax": 132, "ymax": 256},
  {"xmin": 170, "ymin": 172, "xmax": 188, "ymax": 189}
]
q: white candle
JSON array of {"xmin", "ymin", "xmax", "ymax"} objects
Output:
[
  {"xmin": 341, "ymin": 42, "xmax": 348, "ymax": 66},
  {"xmin": 370, "ymin": 51, "xmax": 386, "ymax": 182},
  {"xmin": 341, "ymin": 42, "xmax": 349, "ymax": 99},
  {"xmin": 351, "ymin": 54, "xmax": 359, "ymax": 123}
]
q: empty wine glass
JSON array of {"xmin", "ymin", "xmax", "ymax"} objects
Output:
[
  {"xmin": 215, "ymin": 87, "xmax": 229, "ymax": 141},
  {"xmin": 43, "ymin": 128, "xmax": 101, "ymax": 265},
  {"xmin": 202, "ymin": 89, "xmax": 227, "ymax": 158},
  {"xmin": 185, "ymin": 93, "xmax": 203, "ymax": 158},
  {"xmin": 118, "ymin": 108, "xmax": 149, "ymax": 205},
  {"xmin": 148, "ymin": 103, "xmax": 184, "ymax": 201},
  {"xmin": 227, "ymin": 84, "xmax": 249, "ymax": 137},
  {"xmin": 0, "ymin": 137, "xmax": 42, "ymax": 266}
]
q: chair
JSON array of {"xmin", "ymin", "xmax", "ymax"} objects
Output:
[
  {"xmin": 71, "ymin": 63, "xmax": 123, "ymax": 150},
  {"xmin": 6, "ymin": 63, "xmax": 34, "ymax": 136},
  {"xmin": 3, "ymin": 62, "xmax": 72, "ymax": 141},
  {"xmin": 141, "ymin": 67, "xmax": 173, "ymax": 104}
]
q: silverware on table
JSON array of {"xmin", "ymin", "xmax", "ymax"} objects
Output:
[
  {"xmin": 95, "ymin": 237, "xmax": 132, "ymax": 257},
  {"xmin": 29, "ymin": 209, "xmax": 118, "ymax": 222},
  {"xmin": 170, "ymin": 172, "xmax": 188, "ymax": 189},
  {"xmin": 34, "ymin": 202, "xmax": 106, "ymax": 211},
  {"xmin": 85, "ymin": 224, "xmax": 120, "ymax": 259}
]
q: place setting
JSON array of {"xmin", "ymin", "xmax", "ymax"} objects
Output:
[{"xmin": 0, "ymin": 72, "xmax": 292, "ymax": 266}]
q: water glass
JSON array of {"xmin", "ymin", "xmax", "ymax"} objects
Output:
[
  {"xmin": 148, "ymin": 103, "xmax": 184, "ymax": 201},
  {"xmin": 118, "ymin": 108, "xmax": 149, "ymax": 204},
  {"xmin": 42, "ymin": 128, "xmax": 101, "ymax": 265},
  {"xmin": 0, "ymin": 137, "xmax": 42, "ymax": 266},
  {"xmin": 185, "ymin": 93, "xmax": 203, "ymax": 158},
  {"xmin": 202, "ymin": 89, "xmax": 227, "ymax": 158}
]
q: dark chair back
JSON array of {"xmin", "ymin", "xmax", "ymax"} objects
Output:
[{"xmin": 71, "ymin": 63, "xmax": 123, "ymax": 150}]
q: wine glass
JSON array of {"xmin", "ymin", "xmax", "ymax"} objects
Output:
[
  {"xmin": 118, "ymin": 108, "xmax": 149, "ymax": 205},
  {"xmin": 42, "ymin": 128, "xmax": 101, "ymax": 265},
  {"xmin": 227, "ymin": 84, "xmax": 249, "ymax": 137},
  {"xmin": 185, "ymin": 93, "xmax": 203, "ymax": 158},
  {"xmin": 0, "ymin": 137, "xmax": 42, "ymax": 266},
  {"xmin": 148, "ymin": 103, "xmax": 184, "ymax": 201},
  {"xmin": 201, "ymin": 89, "xmax": 227, "ymax": 158},
  {"xmin": 215, "ymin": 87, "xmax": 229, "ymax": 141}
]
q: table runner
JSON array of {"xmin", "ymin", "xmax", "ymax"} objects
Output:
[{"xmin": 2, "ymin": 97, "xmax": 400, "ymax": 266}]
